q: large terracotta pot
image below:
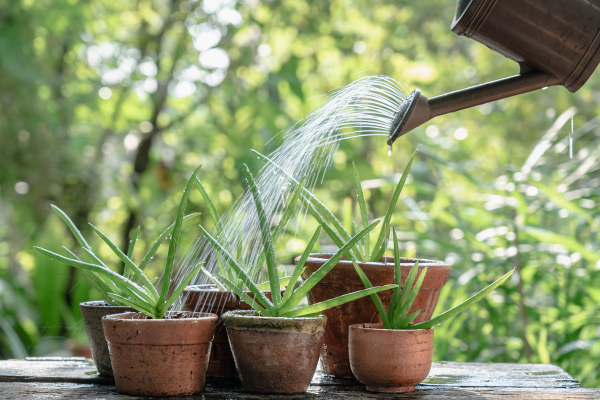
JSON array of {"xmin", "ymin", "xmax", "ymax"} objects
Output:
[
  {"xmin": 301, "ymin": 254, "xmax": 450, "ymax": 377},
  {"xmin": 349, "ymin": 323, "xmax": 434, "ymax": 393},
  {"xmin": 102, "ymin": 311, "xmax": 218, "ymax": 396},
  {"xmin": 79, "ymin": 301, "xmax": 135, "ymax": 376},
  {"xmin": 183, "ymin": 285, "xmax": 278, "ymax": 378},
  {"xmin": 222, "ymin": 310, "xmax": 327, "ymax": 394}
]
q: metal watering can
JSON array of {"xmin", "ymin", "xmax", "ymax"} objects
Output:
[{"xmin": 388, "ymin": 0, "xmax": 600, "ymax": 145}]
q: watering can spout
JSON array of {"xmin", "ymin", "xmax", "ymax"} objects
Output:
[
  {"xmin": 388, "ymin": 71, "xmax": 560, "ymax": 145},
  {"xmin": 389, "ymin": 0, "xmax": 600, "ymax": 145}
]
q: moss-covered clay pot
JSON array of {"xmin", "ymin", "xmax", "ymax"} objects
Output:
[
  {"xmin": 183, "ymin": 285, "xmax": 278, "ymax": 378},
  {"xmin": 102, "ymin": 311, "xmax": 218, "ymax": 396},
  {"xmin": 301, "ymin": 254, "xmax": 450, "ymax": 377},
  {"xmin": 349, "ymin": 323, "xmax": 434, "ymax": 393},
  {"xmin": 222, "ymin": 310, "xmax": 327, "ymax": 394},
  {"xmin": 79, "ymin": 301, "xmax": 135, "ymax": 375}
]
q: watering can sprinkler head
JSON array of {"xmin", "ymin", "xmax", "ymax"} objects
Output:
[{"xmin": 388, "ymin": 0, "xmax": 600, "ymax": 146}]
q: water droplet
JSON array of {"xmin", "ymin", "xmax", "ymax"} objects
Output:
[
  {"xmin": 387, "ymin": 145, "xmax": 392, "ymax": 156},
  {"xmin": 542, "ymin": 86, "xmax": 548, "ymax": 90}
]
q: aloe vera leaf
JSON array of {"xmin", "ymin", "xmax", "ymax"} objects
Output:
[
  {"xmin": 281, "ymin": 226, "xmax": 321, "ymax": 306},
  {"xmin": 370, "ymin": 148, "xmax": 419, "ymax": 262},
  {"xmin": 279, "ymin": 220, "xmax": 380, "ymax": 313},
  {"xmin": 217, "ymin": 274, "xmax": 271, "ymax": 316},
  {"xmin": 352, "ymin": 221, "xmax": 365, "ymax": 261},
  {"xmin": 257, "ymin": 276, "xmax": 292, "ymax": 290},
  {"xmin": 81, "ymin": 271, "xmax": 114, "ymax": 304},
  {"xmin": 243, "ymin": 164, "xmax": 281, "ymax": 307},
  {"xmin": 387, "ymin": 229, "xmax": 402, "ymax": 318},
  {"xmin": 124, "ymin": 226, "xmax": 141, "ymax": 279},
  {"xmin": 201, "ymin": 267, "xmax": 227, "ymax": 290},
  {"xmin": 305, "ymin": 202, "xmax": 360, "ymax": 262},
  {"xmin": 138, "ymin": 213, "xmax": 201, "ymax": 271},
  {"xmin": 160, "ymin": 165, "xmax": 203, "ymax": 305},
  {"xmin": 89, "ymin": 224, "xmax": 159, "ymax": 301},
  {"xmin": 394, "ymin": 309, "xmax": 422, "ymax": 329},
  {"xmin": 198, "ymin": 224, "xmax": 273, "ymax": 311},
  {"xmin": 272, "ymin": 177, "xmax": 306, "ymax": 243},
  {"xmin": 351, "ymin": 261, "xmax": 391, "ymax": 329},
  {"xmin": 393, "ymin": 261, "xmax": 419, "ymax": 322},
  {"xmin": 108, "ymin": 293, "xmax": 158, "ymax": 318},
  {"xmin": 353, "ymin": 162, "xmax": 370, "ymax": 258},
  {"xmin": 34, "ymin": 247, "xmax": 151, "ymax": 303},
  {"xmin": 194, "ymin": 176, "xmax": 221, "ymax": 228},
  {"xmin": 51, "ymin": 205, "xmax": 91, "ymax": 250},
  {"xmin": 280, "ymin": 285, "xmax": 397, "ymax": 318},
  {"xmin": 394, "ymin": 267, "xmax": 427, "ymax": 326},
  {"xmin": 252, "ymin": 150, "xmax": 352, "ymax": 243},
  {"xmin": 160, "ymin": 262, "xmax": 205, "ymax": 316},
  {"xmin": 410, "ymin": 268, "xmax": 515, "ymax": 329}
]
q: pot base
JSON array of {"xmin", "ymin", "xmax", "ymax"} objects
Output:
[{"xmin": 366, "ymin": 384, "xmax": 415, "ymax": 393}]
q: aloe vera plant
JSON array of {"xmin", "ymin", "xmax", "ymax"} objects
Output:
[
  {"xmin": 252, "ymin": 148, "xmax": 419, "ymax": 263},
  {"xmin": 353, "ymin": 227, "xmax": 515, "ymax": 329},
  {"xmin": 33, "ymin": 166, "xmax": 205, "ymax": 319},
  {"xmin": 198, "ymin": 164, "xmax": 397, "ymax": 317},
  {"xmin": 195, "ymin": 174, "xmax": 305, "ymax": 292}
]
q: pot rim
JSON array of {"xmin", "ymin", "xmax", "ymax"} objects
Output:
[
  {"xmin": 349, "ymin": 322, "xmax": 434, "ymax": 333},
  {"xmin": 79, "ymin": 300, "xmax": 134, "ymax": 309},
  {"xmin": 103, "ymin": 311, "xmax": 218, "ymax": 323},
  {"xmin": 222, "ymin": 310, "xmax": 327, "ymax": 334},
  {"xmin": 301, "ymin": 253, "xmax": 451, "ymax": 268}
]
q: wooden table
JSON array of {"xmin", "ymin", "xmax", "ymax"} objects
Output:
[{"xmin": 1, "ymin": 357, "xmax": 599, "ymax": 399}]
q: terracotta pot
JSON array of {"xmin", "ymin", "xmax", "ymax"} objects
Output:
[
  {"xmin": 349, "ymin": 323, "xmax": 434, "ymax": 393},
  {"xmin": 183, "ymin": 285, "xmax": 278, "ymax": 378},
  {"xmin": 300, "ymin": 254, "xmax": 450, "ymax": 377},
  {"xmin": 222, "ymin": 310, "xmax": 326, "ymax": 394},
  {"xmin": 79, "ymin": 301, "xmax": 135, "ymax": 376},
  {"xmin": 102, "ymin": 311, "xmax": 218, "ymax": 396}
]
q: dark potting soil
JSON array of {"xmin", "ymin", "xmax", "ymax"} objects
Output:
[
  {"xmin": 88, "ymin": 301, "xmax": 111, "ymax": 307},
  {"xmin": 142, "ymin": 312, "xmax": 194, "ymax": 320}
]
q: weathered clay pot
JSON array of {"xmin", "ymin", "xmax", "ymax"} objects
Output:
[
  {"xmin": 79, "ymin": 301, "xmax": 135, "ymax": 375},
  {"xmin": 349, "ymin": 323, "xmax": 434, "ymax": 393},
  {"xmin": 222, "ymin": 310, "xmax": 327, "ymax": 394},
  {"xmin": 183, "ymin": 285, "xmax": 278, "ymax": 378},
  {"xmin": 102, "ymin": 311, "xmax": 218, "ymax": 396},
  {"xmin": 301, "ymin": 254, "xmax": 450, "ymax": 377}
]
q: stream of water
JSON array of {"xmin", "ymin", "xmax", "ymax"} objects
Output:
[{"xmin": 172, "ymin": 75, "xmax": 409, "ymax": 312}]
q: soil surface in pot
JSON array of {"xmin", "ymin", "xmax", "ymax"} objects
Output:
[
  {"xmin": 349, "ymin": 323, "xmax": 434, "ymax": 393},
  {"xmin": 79, "ymin": 301, "xmax": 135, "ymax": 376},
  {"xmin": 102, "ymin": 311, "xmax": 218, "ymax": 397},
  {"xmin": 300, "ymin": 254, "xmax": 450, "ymax": 378},
  {"xmin": 223, "ymin": 310, "xmax": 326, "ymax": 394}
]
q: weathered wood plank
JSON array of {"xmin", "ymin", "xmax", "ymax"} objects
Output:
[
  {"xmin": 0, "ymin": 358, "xmax": 112, "ymax": 384},
  {"xmin": 0, "ymin": 382, "xmax": 599, "ymax": 400}
]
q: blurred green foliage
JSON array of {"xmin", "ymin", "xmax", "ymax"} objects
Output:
[{"xmin": 1, "ymin": 0, "xmax": 600, "ymax": 388}]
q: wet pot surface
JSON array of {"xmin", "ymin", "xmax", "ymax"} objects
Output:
[
  {"xmin": 349, "ymin": 323, "xmax": 434, "ymax": 393},
  {"xmin": 102, "ymin": 311, "xmax": 217, "ymax": 397},
  {"xmin": 223, "ymin": 310, "xmax": 327, "ymax": 394},
  {"xmin": 79, "ymin": 301, "xmax": 135, "ymax": 376},
  {"xmin": 301, "ymin": 254, "xmax": 450, "ymax": 378},
  {"xmin": 183, "ymin": 285, "xmax": 278, "ymax": 378}
]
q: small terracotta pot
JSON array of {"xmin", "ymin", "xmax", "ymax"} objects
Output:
[
  {"xmin": 349, "ymin": 323, "xmax": 434, "ymax": 393},
  {"xmin": 222, "ymin": 310, "xmax": 327, "ymax": 394},
  {"xmin": 301, "ymin": 254, "xmax": 450, "ymax": 377},
  {"xmin": 183, "ymin": 285, "xmax": 278, "ymax": 377},
  {"xmin": 79, "ymin": 301, "xmax": 135, "ymax": 375},
  {"xmin": 102, "ymin": 311, "xmax": 218, "ymax": 396}
]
